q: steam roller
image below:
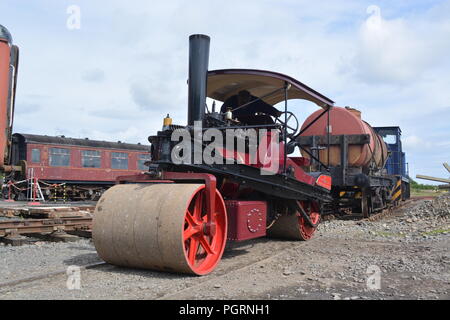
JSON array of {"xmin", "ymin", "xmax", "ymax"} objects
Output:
[{"xmin": 93, "ymin": 34, "xmax": 337, "ymax": 275}]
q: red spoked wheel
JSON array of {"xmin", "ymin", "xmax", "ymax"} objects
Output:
[
  {"xmin": 267, "ymin": 200, "xmax": 321, "ymax": 241},
  {"xmin": 297, "ymin": 201, "xmax": 321, "ymax": 241},
  {"xmin": 183, "ymin": 186, "xmax": 227, "ymax": 275}
]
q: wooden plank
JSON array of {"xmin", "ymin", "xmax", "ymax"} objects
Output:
[
  {"xmin": 416, "ymin": 175, "xmax": 450, "ymax": 184},
  {"xmin": 0, "ymin": 217, "xmax": 92, "ymax": 237},
  {"xmin": 0, "ymin": 209, "xmax": 20, "ymax": 217},
  {"xmin": 444, "ymin": 163, "xmax": 450, "ymax": 174}
]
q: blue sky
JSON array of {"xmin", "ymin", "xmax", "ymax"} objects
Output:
[{"xmin": 1, "ymin": 0, "xmax": 449, "ymax": 183}]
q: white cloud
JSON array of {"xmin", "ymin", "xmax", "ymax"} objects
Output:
[
  {"xmin": 403, "ymin": 135, "xmax": 434, "ymax": 150},
  {"xmin": 346, "ymin": 3, "xmax": 450, "ymax": 85},
  {"xmin": 82, "ymin": 68, "xmax": 105, "ymax": 82}
]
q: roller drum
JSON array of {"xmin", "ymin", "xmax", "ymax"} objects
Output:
[
  {"xmin": 267, "ymin": 201, "xmax": 320, "ymax": 241},
  {"xmin": 93, "ymin": 183, "xmax": 227, "ymax": 275}
]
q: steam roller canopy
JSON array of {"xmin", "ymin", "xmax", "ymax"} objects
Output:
[{"xmin": 93, "ymin": 183, "xmax": 227, "ymax": 275}]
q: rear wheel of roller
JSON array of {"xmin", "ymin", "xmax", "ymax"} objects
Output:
[
  {"xmin": 267, "ymin": 201, "xmax": 320, "ymax": 241},
  {"xmin": 93, "ymin": 183, "xmax": 227, "ymax": 275}
]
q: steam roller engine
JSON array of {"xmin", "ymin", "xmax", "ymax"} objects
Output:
[{"xmin": 93, "ymin": 34, "xmax": 335, "ymax": 275}]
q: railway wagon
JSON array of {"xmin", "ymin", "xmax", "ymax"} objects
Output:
[
  {"xmin": 297, "ymin": 107, "xmax": 410, "ymax": 217},
  {"xmin": 6, "ymin": 133, "xmax": 150, "ymax": 200}
]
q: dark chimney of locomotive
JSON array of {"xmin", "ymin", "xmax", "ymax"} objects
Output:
[{"xmin": 187, "ymin": 34, "xmax": 210, "ymax": 126}]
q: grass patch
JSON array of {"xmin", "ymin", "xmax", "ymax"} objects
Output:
[
  {"xmin": 421, "ymin": 228, "xmax": 450, "ymax": 236},
  {"xmin": 373, "ymin": 231, "xmax": 406, "ymax": 238},
  {"xmin": 411, "ymin": 189, "xmax": 447, "ymax": 198}
]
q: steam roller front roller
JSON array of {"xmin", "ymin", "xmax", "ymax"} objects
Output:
[
  {"xmin": 267, "ymin": 201, "xmax": 320, "ymax": 241},
  {"xmin": 92, "ymin": 183, "xmax": 227, "ymax": 275}
]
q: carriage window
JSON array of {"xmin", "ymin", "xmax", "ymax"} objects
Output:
[
  {"xmin": 137, "ymin": 154, "xmax": 151, "ymax": 170},
  {"xmin": 81, "ymin": 150, "xmax": 101, "ymax": 168},
  {"xmin": 31, "ymin": 149, "xmax": 40, "ymax": 163},
  {"xmin": 49, "ymin": 148, "xmax": 70, "ymax": 167},
  {"xmin": 382, "ymin": 134, "xmax": 397, "ymax": 144},
  {"xmin": 111, "ymin": 152, "xmax": 128, "ymax": 169}
]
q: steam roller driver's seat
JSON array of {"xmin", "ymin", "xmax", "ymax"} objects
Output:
[{"xmin": 221, "ymin": 90, "xmax": 282, "ymax": 126}]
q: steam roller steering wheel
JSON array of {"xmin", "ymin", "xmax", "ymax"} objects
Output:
[{"xmin": 275, "ymin": 111, "xmax": 299, "ymax": 140}]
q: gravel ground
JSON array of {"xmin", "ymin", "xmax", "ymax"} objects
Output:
[
  {"xmin": 0, "ymin": 195, "xmax": 448, "ymax": 300},
  {"xmin": 0, "ymin": 239, "xmax": 101, "ymax": 282}
]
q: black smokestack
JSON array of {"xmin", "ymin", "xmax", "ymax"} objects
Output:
[{"xmin": 187, "ymin": 34, "xmax": 210, "ymax": 126}]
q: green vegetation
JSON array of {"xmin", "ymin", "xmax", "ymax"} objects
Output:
[
  {"xmin": 410, "ymin": 189, "xmax": 446, "ymax": 197},
  {"xmin": 410, "ymin": 178, "xmax": 445, "ymax": 197},
  {"xmin": 410, "ymin": 178, "xmax": 438, "ymax": 191},
  {"xmin": 373, "ymin": 231, "xmax": 406, "ymax": 238}
]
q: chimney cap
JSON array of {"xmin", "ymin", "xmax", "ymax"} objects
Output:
[{"xmin": 189, "ymin": 34, "xmax": 210, "ymax": 41}]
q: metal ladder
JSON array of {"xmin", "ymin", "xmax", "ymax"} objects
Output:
[{"xmin": 27, "ymin": 168, "xmax": 45, "ymax": 202}]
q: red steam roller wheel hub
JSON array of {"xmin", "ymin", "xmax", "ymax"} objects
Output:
[
  {"xmin": 183, "ymin": 186, "xmax": 228, "ymax": 275},
  {"xmin": 297, "ymin": 201, "xmax": 321, "ymax": 241}
]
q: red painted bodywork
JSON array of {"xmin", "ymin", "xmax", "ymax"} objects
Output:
[
  {"xmin": 225, "ymin": 200, "xmax": 267, "ymax": 241},
  {"xmin": 216, "ymin": 131, "xmax": 319, "ymax": 187},
  {"xmin": 26, "ymin": 143, "xmax": 148, "ymax": 183},
  {"xmin": 0, "ymin": 37, "xmax": 10, "ymax": 164},
  {"xmin": 315, "ymin": 175, "xmax": 332, "ymax": 190}
]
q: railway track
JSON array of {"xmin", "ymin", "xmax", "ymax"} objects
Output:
[
  {"xmin": 0, "ymin": 217, "xmax": 92, "ymax": 237},
  {"xmin": 323, "ymin": 197, "xmax": 428, "ymax": 223},
  {"xmin": 363, "ymin": 197, "xmax": 432, "ymax": 222},
  {"xmin": 0, "ymin": 217, "xmax": 92, "ymax": 245}
]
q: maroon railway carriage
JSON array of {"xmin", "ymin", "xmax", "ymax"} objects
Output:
[{"xmin": 7, "ymin": 133, "xmax": 150, "ymax": 200}]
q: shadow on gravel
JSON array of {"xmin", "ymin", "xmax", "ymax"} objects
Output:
[
  {"xmin": 222, "ymin": 237, "xmax": 297, "ymax": 259},
  {"xmin": 61, "ymin": 237, "xmax": 299, "ymax": 282},
  {"xmin": 65, "ymin": 245, "xmax": 95, "ymax": 251},
  {"xmin": 222, "ymin": 238, "xmax": 268, "ymax": 260},
  {"xmin": 95, "ymin": 264, "xmax": 192, "ymax": 281},
  {"xmin": 63, "ymin": 253, "xmax": 102, "ymax": 266},
  {"xmin": 63, "ymin": 252, "xmax": 185, "ymax": 281}
]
